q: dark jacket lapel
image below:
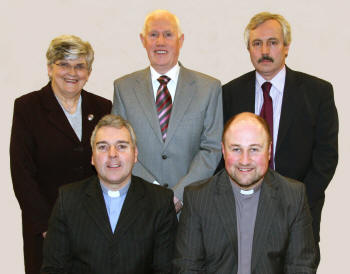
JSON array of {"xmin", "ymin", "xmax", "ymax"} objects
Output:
[
  {"xmin": 83, "ymin": 176, "xmax": 114, "ymax": 241},
  {"xmin": 80, "ymin": 90, "xmax": 100, "ymax": 145},
  {"xmin": 213, "ymin": 171, "xmax": 238, "ymax": 261},
  {"xmin": 275, "ymin": 66, "xmax": 303, "ymax": 154},
  {"xmin": 39, "ymin": 82, "xmax": 80, "ymax": 143},
  {"xmin": 113, "ymin": 176, "xmax": 146, "ymax": 237},
  {"xmin": 251, "ymin": 170, "xmax": 279, "ymax": 270}
]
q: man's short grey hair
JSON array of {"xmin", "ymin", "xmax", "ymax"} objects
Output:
[
  {"xmin": 46, "ymin": 34, "xmax": 94, "ymax": 72},
  {"xmin": 90, "ymin": 115, "xmax": 137, "ymax": 148},
  {"xmin": 141, "ymin": 9, "xmax": 182, "ymax": 38},
  {"xmin": 244, "ymin": 12, "xmax": 291, "ymax": 49}
]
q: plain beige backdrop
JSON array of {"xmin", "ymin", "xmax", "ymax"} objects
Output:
[{"xmin": 1, "ymin": 0, "xmax": 348, "ymax": 272}]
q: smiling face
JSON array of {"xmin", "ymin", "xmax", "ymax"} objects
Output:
[
  {"xmin": 140, "ymin": 12, "xmax": 184, "ymax": 74},
  {"xmin": 222, "ymin": 116, "xmax": 271, "ymax": 190},
  {"xmin": 91, "ymin": 126, "xmax": 138, "ymax": 191},
  {"xmin": 248, "ymin": 19, "xmax": 289, "ymax": 80},
  {"xmin": 47, "ymin": 56, "xmax": 90, "ymax": 99}
]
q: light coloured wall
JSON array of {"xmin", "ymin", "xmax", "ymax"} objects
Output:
[{"xmin": 1, "ymin": 0, "xmax": 348, "ymax": 272}]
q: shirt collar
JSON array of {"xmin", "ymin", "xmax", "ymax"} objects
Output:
[
  {"xmin": 99, "ymin": 180, "xmax": 131, "ymax": 198},
  {"xmin": 150, "ymin": 63, "xmax": 180, "ymax": 85},
  {"xmin": 255, "ymin": 66, "xmax": 286, "ymax": 94}
]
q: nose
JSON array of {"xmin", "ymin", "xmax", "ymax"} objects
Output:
[
  {"xmin": 261, "ymin": 42, "xmax": 270, "ymax": 55},
  {"xmin": 156, "ymin": 34, "xmax": 165, "ymax": 45},
  {"xmin": 108, "ymin": 146, "xmax": 118, "ymax": 158},
  {"xmin": 67, "ymin": 64, "xmax": 78, "ymax": 75},
  {"xmin": 239, "ymin": 151, "xmax": 251, "ymax": 165}
]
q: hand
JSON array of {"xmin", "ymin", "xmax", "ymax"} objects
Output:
[
  {"xmin": 42, "ymin": 231, "xmax": 47, "ymax": 238},
  {"xmin": 173, "ymin": 196, "xmax": 183, "ymax": 213}
]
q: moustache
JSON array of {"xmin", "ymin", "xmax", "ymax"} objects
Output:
[{"xmin": 258, "ymin": 55, "xmax": 274, "ymax": 63}]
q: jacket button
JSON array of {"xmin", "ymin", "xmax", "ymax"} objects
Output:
[
  {"xmin": 162, "ymin": 154, "xmax": 167, "ymax": 159},
  {"xmin": 163, "ymin": 183, "xmax": 169, "ymax": 188}
]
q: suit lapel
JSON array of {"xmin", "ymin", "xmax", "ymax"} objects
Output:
[
  {"xmin": 80, "ymin": 90, "xmax": 101, "ymax": 145},
  {"xmin": 239, "ymin": 71, "xmax": 256, "ymax": 113},
  {"xmin": 251, "ymin": 171, "xmax": 279, "ymax": 270},
  {"xmin": 40, "ymin": 83, "xmax": 80, "ymax": 143},
  {"xmin": 133, "ymin": 68, "xmax": 164, "ymax": 143},
  {"xmin": 164, "ymin": 67, "xmax": 196, "ymax": 147},
  {"xmin": 275, "ymin": 67, "xmax": 303, "ymax": 154},
  {"xmin": 113, "ymin": 176, "xmax": 145, "ymax": 237},
  {"xmin": 213, "ymin": 172, "xmax": 238, "ymax": 261},
  {"xmin": 83, "ymin": 176, "xmax": 114, "ymax": 241}
]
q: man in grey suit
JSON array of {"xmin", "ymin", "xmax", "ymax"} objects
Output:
[
  {"xmin": 173, "ymin": 112, "xmax": 316, "ymax": 274},
  {"xmin": 41, "ymin": 115, "xmax": 177, "ymax": 273},
  {"xmin": 112, "ymin": 9, "xmax": 222, "ymax": 212}
]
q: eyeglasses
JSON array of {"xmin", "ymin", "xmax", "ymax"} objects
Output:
[{"xmin": 54, "ymin": 62, "xmax": 88, "ymax": 72}]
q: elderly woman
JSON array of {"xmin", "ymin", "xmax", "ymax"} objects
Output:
[{"xmin": 10, "ymin": 35, "xmax": 111, "ymax": 274}]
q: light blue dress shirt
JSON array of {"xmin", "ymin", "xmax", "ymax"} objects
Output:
[{"xmin": 100, "ymin": 181, "xmax": 130, "ymax": 233}]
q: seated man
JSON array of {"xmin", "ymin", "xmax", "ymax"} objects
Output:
[
  {"xmin": 41, "ymin": 114, "xmax": 177, "ymax": 274},
  {"xmin": 173, "ymin": 112, "xmax": 316, "ymax": 274}
]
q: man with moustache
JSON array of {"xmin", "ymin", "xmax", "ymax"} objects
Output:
[
  {"xmin": 221, "ymin": 12, "xmax": 338, "ymax": 265},
  {"xmin": 112, "ymin": 10, "xmax": 222, "ymax": 213},
  {"xmin": 41, "ymin": 115, "xmax": 177, "ymax": 273},
  {"xmin": 173, "ymin": 112, "xmax": 316, "ymax": 274}
]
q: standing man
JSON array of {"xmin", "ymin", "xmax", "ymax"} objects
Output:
[
  {"xmin": 41, "ymin": 115, "xmax": 177, "ymax": 273},
  {"xmin": 112, "ymin": 9, "xmax": 222, "ymax": 212},
  {"xmin": 222, "ymin": 12, "xmax": 338, "ymax": 264},
  {"xmin": 173, "ymin": 113, "xmax": 316, "ymax": 273}
]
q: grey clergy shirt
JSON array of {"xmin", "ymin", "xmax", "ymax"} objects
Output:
[
  {"xmin": 100, "ymin": 181, "xmax": 130, "ymax": 233},
  {"xmin": 231, "ymin": 180, "xmax": 261, "ymax": 274}
]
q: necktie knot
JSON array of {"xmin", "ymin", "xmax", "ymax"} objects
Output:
[
  {"xmin": 158, "ymin": 75, "xmax": 171, "ymax": 85},
  {"xmin": 261, "ymin": 82, "xmax": 272, "ymax": 94}
]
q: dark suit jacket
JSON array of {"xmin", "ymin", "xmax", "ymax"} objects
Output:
[
  {"xmin": 41, "ymin": 175, "xmax": 178, "ymax": 274},
  {"xmin": 221, "ymin": 67, "xmax": 338, "ymax": 241},
  {"xmin": 173, "ymin": 170, "xmax": 316, "ymax": 274}
]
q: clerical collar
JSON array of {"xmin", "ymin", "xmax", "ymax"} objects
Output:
[
  {"xmin": 99, "ymin": 180, "xmax": 131, "ymax": 198},
  {"xmin": 230, "ymin": 177, "xmax": 262, "ymax": 196}
]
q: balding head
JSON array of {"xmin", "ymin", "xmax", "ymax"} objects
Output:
[{"xmin": 222, "ymin": 112, "xmax": 272, "ymax": 190}]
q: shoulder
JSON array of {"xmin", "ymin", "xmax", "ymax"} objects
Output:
[
  {"xmin": 223, "ymin": 70, "xmax": 255, "ymax": 90},
  {"xmin": 132, "ymin": 175, "xmax": 174, "ymax": 202},
  {"xmin": 82, "ymin": 89, "xmax": 112, "ymax": 109},
  {"xmin": 14, "ymin": 84, "xmax": 50, "ymax": 107},
  {"xmin": 114, "ymin": 68, "xmax": 148, "ymax": 85},
  {"xmin": 287, "ymin": 67, "xmax": 333, "ymax": 91},
  {"xmin": 268, "ymin": 170, "xmax": 306, "ymax": 201},
  {"xmin": 180, "ymin": 66, "xmax": 221, "ymax": 87}
]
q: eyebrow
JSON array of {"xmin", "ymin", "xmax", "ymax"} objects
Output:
[{"xmin": 96, "ymin": 140, "xmax": 130, "ymax": 145}]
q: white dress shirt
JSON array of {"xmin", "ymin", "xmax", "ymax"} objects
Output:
[{"xmin": 255, "ymin": 66, "xmax": 286, "ymax": 166}]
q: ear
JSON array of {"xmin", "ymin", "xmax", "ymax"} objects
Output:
[
  {"xmin": 268, "ymin": 141, "xmax": 272, "ymax": 160},
  {"xmin": 284, "ymin": 43, "xmax": 290, "ymax": 58},
  {"xmin": 91, "ymin": 154, "xmax": 95, "ymax": 166},
  {"xmin": 179, "ymin": 33, "xmax": 184, "ymax": 48},
  {"xmin": 221, "ymin": 142, "xmax": 225, "ymax": 160},
  {"xmin": 140, "ymin": 33, "xmax": 146, "ymax": 48},
  {"xmin": 47, "ymin": 64, "xmax": 53, "ymax": 78},
  {"xmin": 134, "ymin": 146, "xmax": 139, "ymax": 163}
]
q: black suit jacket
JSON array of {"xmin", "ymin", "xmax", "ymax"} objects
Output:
[
  {"xmin": 222, "ymin": 67, "xmax": 338, "ymax": 241},
  {"xmin": 10, "ymin": 83, "xmax": 112, "ymax": 234},
  {"xmin": 41, "ymin": 175, "xmax": 178, "ymax": 274},
  {"xmin": 173, "ymin": 170, "xmax": 316, "ymax": 274}
]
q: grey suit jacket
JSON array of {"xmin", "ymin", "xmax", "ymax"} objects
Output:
[
  {"xmin": 41, "ymin": 175, "xmax": 178, "ymax": 274},
  {"xmin": 112, "ymin": 65, "xmax": 223, "ymax": 199},
  {"xmin": 173, "ymin": 170, "xmax": 316, "ymax": 274}
]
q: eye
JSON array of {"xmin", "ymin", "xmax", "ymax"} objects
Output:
[
  {"xmin": 149, "ymin": 32, "xmax": 158, "ymax": 38},
  {"xmin": 164, "ymin": 31, "xmax": 173, "ymax": 38},
  {"xmin": 250, "ymin": 147, "xmax": 260, "ymax": 153},
  {"xmin": 231, "ymin": 147, "xmax": 241, "ymax": 152},
  {"xmin": 251, "ymin": 41, "xmax": 262, "ymax": 47},
  {"xmin": 268, "ymin": 40, "xmax": 279, "ymax": 46},
  {"xmin": 75, "ymin": 63, "xmax": 88, "ymax": 71},
  {"xmin": 96, "ymin": 144, "xmax": 108, "ymax": 151},
  {"xmin": 56, "ymin": 62, "xmax": 69, "ymax": 68}
]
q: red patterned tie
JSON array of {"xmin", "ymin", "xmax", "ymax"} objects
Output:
[
  {"xmin": 156, "ymin": 75, "xmax": 172, "ymax": 141},
  {"xmin": 260, "ymin": 82, "xmax": 274, "ymax": 169}
]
